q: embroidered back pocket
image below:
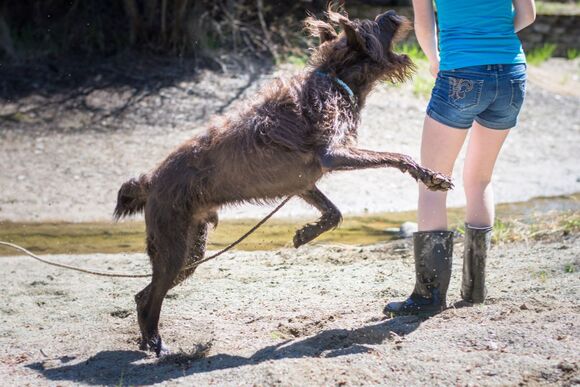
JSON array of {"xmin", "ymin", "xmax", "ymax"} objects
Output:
[{"xmin": 446, "ymin": 76, "xmax": 483, "ymax": 110}]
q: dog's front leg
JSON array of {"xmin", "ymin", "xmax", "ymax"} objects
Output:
[{"xmin": 320, "ymin": 147, "xmax": 453, "ymax": 191}]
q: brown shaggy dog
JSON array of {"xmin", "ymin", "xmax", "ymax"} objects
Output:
[{"xmin": 114, "ymin": 7, "xmax": 452, "ymax": 356}]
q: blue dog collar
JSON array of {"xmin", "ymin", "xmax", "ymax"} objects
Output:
[{"xmin": 315, "ymin": 70, "xmax": 356, "ymax": 106}]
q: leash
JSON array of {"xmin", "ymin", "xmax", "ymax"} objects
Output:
[
  {"xmin": 0, "ymin": 241, "xmax": 151, "ymax": 278},
  {"xmin": 180, "ymin": 195, "xmax": 293, "ymax": 272},
  {"xmin": 0, "ymin": 196, "xmax": 293, "ymax": 279}
]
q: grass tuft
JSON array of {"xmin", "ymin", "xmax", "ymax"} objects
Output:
[
  {"xmin": 411, "ymin": 73, "xmax": 435, "ymax": 99},
  {"xmin": 490, "ymin": 211, "xmax": 580, "ymax": 245},
  {"xmin": 535, "ymin": 270, "xmax": 549, "ymax": 283},
  {"xmin": 527, "ymin": 43, "xmax": 557, "ymax": 65},
  {"xmin": 566, "ymin": 48, "xmax": 580, "ymax": 60}
]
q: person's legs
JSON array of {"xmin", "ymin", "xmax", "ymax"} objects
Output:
[
  {"xmin": 461, "ymin": 121, "xmax": 510, "ymax": 303},
  {"xmin": 463, "ymin": 121, "xmax": 510, "ymax": 227},
  {"xmin": 384, "ymin": 115, "xmax": 467, "ymax": 316},
  {"xmin": 418, "ymin": 115, "xmax": 468, "ymax": 231}
]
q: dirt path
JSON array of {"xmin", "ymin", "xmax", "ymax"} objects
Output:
[
  {"xmin": 0, "ymin": 235, "xmax": 578, "ymax": 386},
  {"xmin": 527, "ymin": 58, "xmax": 580, "ymax": 97},
  {"xmin": 1, "ymin": 59, "xmax": 579, "ymax": 222}
]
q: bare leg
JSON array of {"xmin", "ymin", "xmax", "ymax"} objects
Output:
[
  {"xmin": 418, "ymin": 116, "xmax": 468, "ymax": 231},
  {"xmin": 294, "ymin": 186, "xmax": 342, "ymax": 248},
  {"xmin": 320, "ymin": 146, "xmax": 453, "ymax": 191},
  {"xmin": 463, "ymin": 122, "xmax": 510, "ymax": 227}
]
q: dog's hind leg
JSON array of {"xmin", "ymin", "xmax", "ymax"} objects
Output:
[
  {"xmin": 320, "ymin": 147, "xmax": 453, "ymax": 191},
  {"xmin": 136, "ymin": 210, "xmax": 191, "ymax": 357},
  {"xmin": 171, "ymin": 221, "xmax": 209, "ymax": 288},
  {"xmin": 294, "ymin": 186, "xmax": 342, "ymax": 248}
]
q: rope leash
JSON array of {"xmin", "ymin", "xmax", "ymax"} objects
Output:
[
  {"xmin": 0, "ymin": 241, "xmax": 151, "ymax": 278},
  {"xmin": 0, "ymin": 196, "xmax": 293, "ymax": 279},
  {"xmin": 180, "ymin": 195, "xmax": 292, "ymax": 272}
]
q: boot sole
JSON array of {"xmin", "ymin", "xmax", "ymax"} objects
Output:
[{"xmin": 384, "ymin": 308, "xmax": 443, "ymax": 318}]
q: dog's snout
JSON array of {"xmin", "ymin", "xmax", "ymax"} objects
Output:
[{"xmin": 375, "ymin": 10, "xmax": 403, "ymax": 26}]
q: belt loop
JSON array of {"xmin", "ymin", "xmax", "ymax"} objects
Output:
[
  {"xmin": 486, "ymin": 65, "xmax": 491, "ymax": 71},
  {"xmin": 498, "ymin": 64, "xmax": 503, "ymax": 71}
]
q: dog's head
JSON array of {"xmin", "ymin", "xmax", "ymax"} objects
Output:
[{"xmin": 305, "ymin": 5, "xmax": 414, "ymax": 85}]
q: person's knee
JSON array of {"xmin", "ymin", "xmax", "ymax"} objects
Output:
[
  {"xmin": 463, "ymin": 170, "xmax": 492, "ymax": 194},
  {"xmin": 419, "ymin": 186, "xmax": 448, "ymax": 203}
]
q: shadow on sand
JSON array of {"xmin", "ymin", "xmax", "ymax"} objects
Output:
[{"xmin": 27, "ymin": 316, "xmax": 422, "ymax": 385}]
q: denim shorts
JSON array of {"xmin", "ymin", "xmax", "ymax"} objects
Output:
[{"xmin": 427, "ymin": 63, "xmax": 527, "ymax": 130}]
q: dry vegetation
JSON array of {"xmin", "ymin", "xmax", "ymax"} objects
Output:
[{"xmin": 0, "ymin": 0, "xmax": 322, "ymax": 60}]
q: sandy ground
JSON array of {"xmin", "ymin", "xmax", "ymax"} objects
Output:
[
  {"xmin": 0, "ymin": 235, "xmax": 578, "ymax": 386},
  {"xmin": 0, "ymin": 59, "xmax": 579, "ymax": 222},
  {"xmin": 0, "ymin": 57, "xmax": 579, "ymax": 386}
]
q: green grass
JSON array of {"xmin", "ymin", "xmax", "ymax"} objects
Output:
[
  {"xmin": 535, "ymin": 270, "xmax": 549, "ymax": 283},
  {"xmin": 395, "ymin": 43, "xmax": 427, "ymax": 62},
  {"xmin": 278, "ymin": 53, "xmax": 308, "ymax": 68},
  {"xmin": 116, "ymin": 370, "xmax": 125, "ymax": 387},
  {"xmin": 535, "ymin": 1, "xmax": 580, "ymax": 15},
  {"xmin": 492, "ymin": 218, "xmax": 513, "ymax": 244},
  {"xmin": 405, "ymin": 57, "xmax": 435, "ymax": 99},
  {"xmin": 411, "ymin": 71, "xmax": 435, "ymax": 99},
  {"xmin": 561, "ymin": 217, "xmax": 580, "ymax": 234},
  {"xmin": 0, "ymin": 111, "xmax": 35, "ymax": 123},
  {"xmin": 527, "ymin": 43, "xmax": 557, "ymax": 65},
  {"xmin": 487, "ymin": 210, "xmax": 580, "ymax": 245},
  {"xmin": 566, "ymin": 48, "xmax": 580, "ymax": 60}
]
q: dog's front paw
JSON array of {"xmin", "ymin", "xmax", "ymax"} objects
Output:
[{"xmin": 420, "ymin": 170, "xmax": 454, "ymax": 191}]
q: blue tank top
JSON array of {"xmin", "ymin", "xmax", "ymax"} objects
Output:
[{"xmin": 435, "ymin": 0, "xmax": 526, "ymax": 71}]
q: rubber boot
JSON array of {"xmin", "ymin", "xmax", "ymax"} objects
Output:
[
  {"xmin": 383, "ymin": 230, "xmax": 453, "ymax": 317},
  {"xmin": 461, "ymin": 224, "xmax": 492, "ymax": 303}
]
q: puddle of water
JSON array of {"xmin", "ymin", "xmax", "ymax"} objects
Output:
[{"xmin": 0, "ymin": 193, "xmax": 578, "ymax": 256}]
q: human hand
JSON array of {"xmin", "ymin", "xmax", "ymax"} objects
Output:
[{"xmin": 429, "ymin": 61, "xmax": 439, "ymax": 78}]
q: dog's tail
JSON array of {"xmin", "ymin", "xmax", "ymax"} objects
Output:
[{"xmin": 113, "ymin": 174, "xmax": 150, "ymax": 220}]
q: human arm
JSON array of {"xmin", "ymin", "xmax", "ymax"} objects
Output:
[
  {"xmin": 412, "ymin": 0, "xmax": 439, "ymax": 78},
  {"xmin": 513, "ymin": 0, "xmax": 536, "ymax": 32}
]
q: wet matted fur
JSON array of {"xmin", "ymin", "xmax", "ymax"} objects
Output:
[{"xmin": 114, "ymin": 6, "xmax": 453, "ymax": 356}]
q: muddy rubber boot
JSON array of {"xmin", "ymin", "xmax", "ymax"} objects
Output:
[
  {"xmin": 383, "ymin": 230, "xmax": 453, "ymax": 317},
  {"xmin": 461, "ymin": 224, "xmax": 492, "ymax": 304}
]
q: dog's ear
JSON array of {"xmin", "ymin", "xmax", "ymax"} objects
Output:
[
  {"xmin": 304, "ymin": 16, "xmax": 338, "ymax": 43},
  {"xmin": 326, "ymin": 6, "xmax": 383, "ymax": 61},
  {"xmin": 319, "ymin": 26, "xmax": 338, "ymax": 43},
  {"xmin": 339, "ymin": 20, "xmax": 365, "ymax": 52},
  {"xmin": 341, "ymin": 20, "xmax": 383, "ymax": 62},
  {"xmin": 327, "ymin": 5, "xmax": 360, "ymax": 47},
  {"xmin": 375, "ymin": 10, "xmax": 394, "ymax": 27}
]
